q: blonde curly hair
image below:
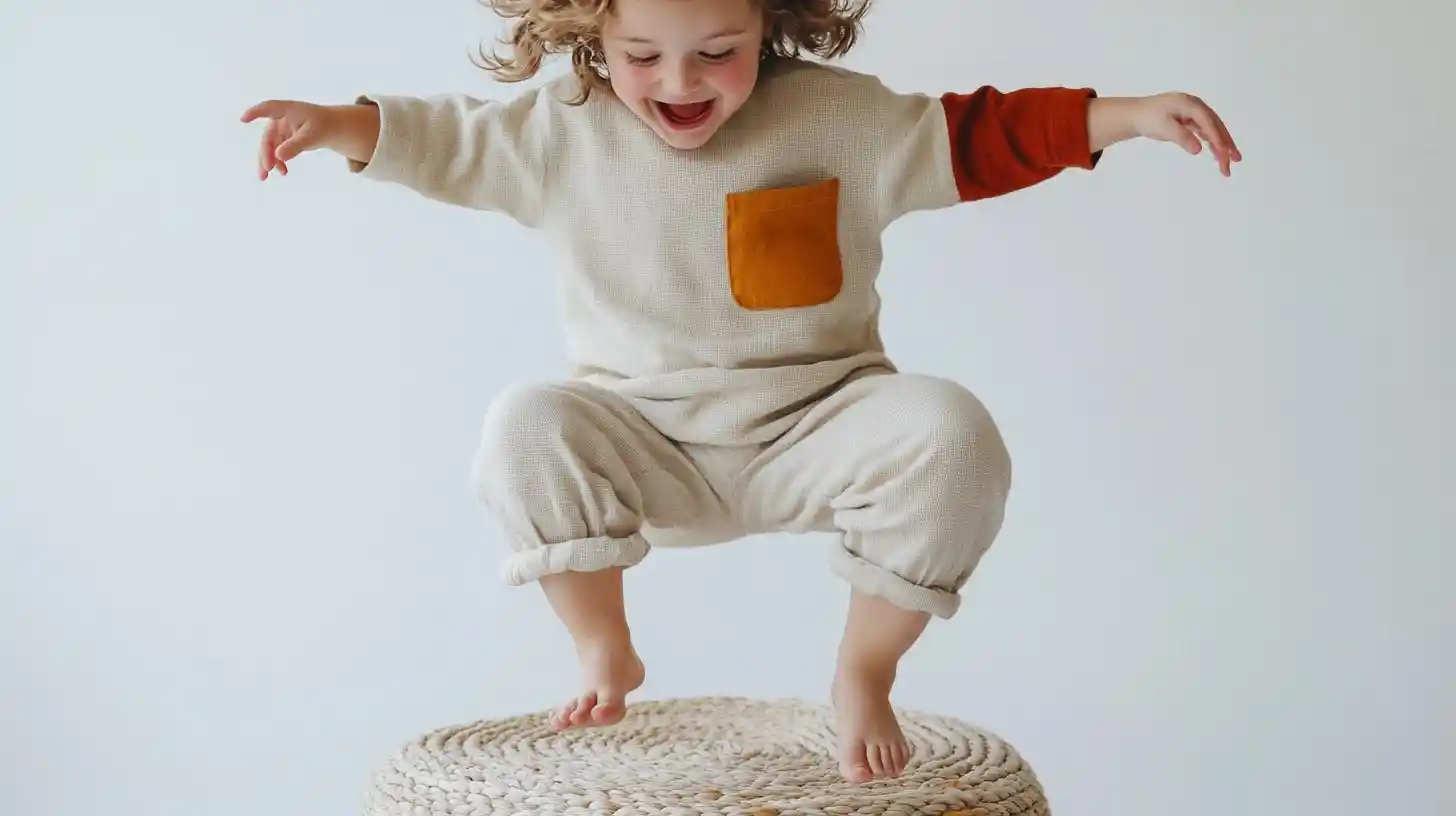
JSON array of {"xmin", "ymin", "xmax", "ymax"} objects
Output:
[{"xmin": 474, "ymin": 0, "xmax": 873, "ymax": 103}]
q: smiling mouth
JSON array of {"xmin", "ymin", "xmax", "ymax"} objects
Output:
[{"xmin": 654, "ymin": 99, "xmax": 715, "ymax": 128}]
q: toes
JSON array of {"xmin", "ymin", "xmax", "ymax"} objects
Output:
[
  {"xmin": 869, "ymin": 744, "xmax": 890, "ymax": 778},
  {"xmin": 838, "ymin": 740, "xmax": 874, "ymax": 783},
  {"xmin": 569, "ymin": 693, "xmax": 597, "ymax": 727},
  {"xmin": 890, "ymin": 740, "xmax": 909, "ymax": 775},
  {"xmin": 549, "ymin": 699, "xmax": 579, "ymax": 731},
  {"xmin": 841, "ymin": 760, "xmax": 873, "ymax": 783},
  {"xmin": 851, "ymin": 741, "xmax": 910, "ymax": 779},
  {"xmin": 552, "ymin": 691, "xmax": 630, "ymax": 731},
  {"xmin": 591, "ymin": 692, "xmax": 627, "ymax": 726}
]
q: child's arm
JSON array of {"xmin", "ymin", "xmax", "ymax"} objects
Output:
[
  {"xmin": 939, "ymin": 87, "xmax": 1240, "ymax": 201},
  {"xmin": 241, "ymin": 88, "xmax": 563, "ymax": 226},
  {"xmin": 869, "ymin": 77, "xmax": 1240, "ymax": 221}
]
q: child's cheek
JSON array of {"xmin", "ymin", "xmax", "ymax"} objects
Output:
[
  {"xmin": 610, "ymin": 66, "xmax": 649, "ymax": 98},
  {"xmin": 714, "ymin": 55, "xmax": 760, "ymax": 98}
]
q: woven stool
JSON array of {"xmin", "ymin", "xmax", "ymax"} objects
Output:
[{"xmin": 362, "ymin": 696, "xmax": 1050, "ymax": 816}]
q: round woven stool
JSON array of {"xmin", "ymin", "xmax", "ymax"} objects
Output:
[{"xmin": 362, "ymin": 696, "xmax": 1050, "ymax": 816}]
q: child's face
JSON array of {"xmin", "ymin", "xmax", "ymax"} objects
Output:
[{"xmin": 600, "ymin": 0, "xmax": 765, "ymax": 150}]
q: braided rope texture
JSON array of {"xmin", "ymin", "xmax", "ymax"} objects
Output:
[{"xmin": 363, "ymin": 696, "xmax": 1050, "ymax": 816}]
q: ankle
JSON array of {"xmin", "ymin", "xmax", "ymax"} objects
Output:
[
  {"xmin": 834, "ymin": 651, "xmax": 898, "ymax": 690},
  {"xmin": 574, "ymin": 629, "xmax": 634, "ymax": 657}
]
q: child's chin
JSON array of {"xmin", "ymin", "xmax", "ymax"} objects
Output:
[{"xmin": 655, "ymin": 122, "xmax": 719, "ymax": 150}]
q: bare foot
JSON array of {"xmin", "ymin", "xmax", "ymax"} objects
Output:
[
  {"xmin": 831, "ymin": 664, "xmax": 910, "ymax": 782},
  {"xmin": 548, "ymin": 636, "xmax": 645, "ymax": 731}
]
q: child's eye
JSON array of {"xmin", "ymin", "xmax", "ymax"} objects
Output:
[
  {"xmin": 626, "ymin": 53, "xmax": 659, "ymax": 66},
  {"xmin": 699, "ymin": 48, "xmax": 736, "ymax": 62}
]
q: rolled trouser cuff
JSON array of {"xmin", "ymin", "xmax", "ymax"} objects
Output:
[
  {"xmin": 829, "ymin": 546, "xmax": 962, "ymax": 619},
  {"xmin": 501, "ymin": 534, "xmax": 650, "ymax": 586}
]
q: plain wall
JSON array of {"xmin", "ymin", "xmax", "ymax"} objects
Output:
[{"xmin": 3, "ymin": 1, "xmax": 1452, "ymax": 814}]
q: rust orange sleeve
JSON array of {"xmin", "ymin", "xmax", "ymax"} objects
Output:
[{"xmin": 941, "ymin": 86, "xmax": 1100, "ymax": 202}]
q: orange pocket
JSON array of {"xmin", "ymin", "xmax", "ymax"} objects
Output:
[{"xmin": 725, "ymin": 177, "xmax": 844, "ymax": 310}]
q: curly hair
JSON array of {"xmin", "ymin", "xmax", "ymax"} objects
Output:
[{"xmin": 473, "ymin": 0, "xmax": 873, "ymax": 103}]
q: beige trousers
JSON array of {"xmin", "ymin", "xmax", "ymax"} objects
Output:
[{"xmin": 471, "ymin": 372, "xmax": 1011, "ymax": 619}]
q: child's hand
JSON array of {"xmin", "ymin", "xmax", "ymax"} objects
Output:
[
  {"xmin": 240, "ymin": 100, "xmax": 380, "ymax": 180},
  {"xmin": 1129, "ymin": 93, "xmax": 1242, "ymax": 177},
  {"xmin": 1089, "ymin": 93, "xmax": 1242, "ymax": 176}
]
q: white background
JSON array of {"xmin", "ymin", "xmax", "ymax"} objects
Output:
[{"xmin": 3, "ymin": 1, "xmax": 1452, "ymax": 814}]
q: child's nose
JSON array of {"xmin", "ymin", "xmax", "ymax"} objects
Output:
[{"xmin": 660, "ymin": 63, "xmax": 700, "ymax": 98}]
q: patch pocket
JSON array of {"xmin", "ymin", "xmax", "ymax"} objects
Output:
[{"xmin": 725, "ymin": 177, "xmax": 844, "ymax": 310}]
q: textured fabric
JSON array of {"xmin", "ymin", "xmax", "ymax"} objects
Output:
[
  {"xmin": 725, "ymin": 176, "xmax": 845, "ymax": 309},
  {"xmin": 353, "ymin": 59, "xmax": 1095, "ymax": 446},
  {"xmin": 474, "ymin": 373, "xmax": 1010, "ymax": 618},
  {"xmin": 735, "ymin": 373, "xmax": 1011, "ymax": 618},
  {"xmin": 363, "ymin": 697, "xmax": 1052, "ymax": 816},
  {"xmin": 941, "ymin": 86, "xmax": 1101, "ymax": 201},
  {"xmin": 471, "ymin": 380, "xmax": 744, "ymax": 586},
  {"xmin": 352, "ymin": 59, "xmax": 1093, "ymax": 616}
]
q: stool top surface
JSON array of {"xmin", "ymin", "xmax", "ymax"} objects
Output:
[{"xmin": 364, "ymin": 696, "xmax": 1049, "ymax": 816}]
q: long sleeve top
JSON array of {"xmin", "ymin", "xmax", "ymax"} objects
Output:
[{"xmin": 351, "ymin": 59, "xmax": 1099, "ymax": 445}]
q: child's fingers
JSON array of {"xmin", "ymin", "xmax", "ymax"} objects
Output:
[
  {"xmin": 241, "ymin": 99, "xmax": 293, "ymax": 123},
  {"xmin": 1185, "ymin": 120, "xmax": 1232, "ymax": 176},
  {"xmin": 258, "ymin": 121, "xmax": 296, "ymax": 179},
  {"xmin": 1202, "ymin": 107, "xmax": 1240, "ymax": 161},
  {"xmin": 258, "ymin": 122, "xmax": 280, "ymax": 179},
  {"xmin": 241, "ymin": 100, "xmax": 323, "ymax": 177},
  {"xmin": 274, "ymin": 121, "xmax": 317, "ymax": 163},
  {"xmin": 1183, "ymin": 99, "xmax": 1240, "ymax": 161},
  {"xmin": 1167, "ymin": 118, "xmax": 1203, "ymax": 155}
]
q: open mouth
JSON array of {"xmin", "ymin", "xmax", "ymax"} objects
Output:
[{"xmin": 654, "ymin": 99, "xmax": 715, "ymax": 129}]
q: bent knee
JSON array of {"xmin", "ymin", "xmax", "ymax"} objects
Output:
[
  {"xmin": 478, "ymin": 382, "xmax": 591, "ymax": 455},
  {"xmin": 472, "ymin": 382, "xmax": 596, "ymax": 489},
  {"xmin": 894, "ymin": 375, "xmax": 1011, "ymax": 485}
]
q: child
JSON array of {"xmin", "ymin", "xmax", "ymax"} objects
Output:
[{"xmin": 242, "ymin": 0, "xmax": 1239, "ymax": 783}]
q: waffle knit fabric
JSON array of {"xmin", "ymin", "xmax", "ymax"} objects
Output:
[{"xmin": 350, "ymin": 59, "xmax": 1099, "ymax": 618}]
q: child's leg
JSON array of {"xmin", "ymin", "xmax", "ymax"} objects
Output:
[
  {"xmin": 473, "ymin": 380, "xmax": 727, "ymax": 730},
  {"xmin": 736, "ymin": 372, "xmax": 1012, "ymax": 780},
  {"xmin": 833, "ymin": 590, "xmax": 929, "ymax": 781},
  {"xmin": 539, "ymin": 567, "xmax": 643, "ymax": 730}
]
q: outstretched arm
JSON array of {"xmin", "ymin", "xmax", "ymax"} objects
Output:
[
  {"xmin": 871, "ymin": 72, "xmax": 1242, "ymax": 222},
  {"xmin": 241, "ymin": 86, "xmax": 567, "ymax": 227},
  {"xmin": 941, "ymin": 86, "xmax": 1243, "ymax": 203}
]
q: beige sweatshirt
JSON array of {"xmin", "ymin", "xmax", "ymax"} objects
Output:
[{"xmin": 351, "ymin": 59, "xmax": 1098, "ymax": 445}]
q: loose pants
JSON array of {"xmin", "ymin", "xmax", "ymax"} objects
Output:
[{"xmin": 471, "ymin": 372, "xmax": 1011, "ymax": 619}]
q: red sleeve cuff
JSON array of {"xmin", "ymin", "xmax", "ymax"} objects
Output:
[
  {"xmin": 941, "ymin": 86, "xmax": 1100, "ymax": 202},
  {"xmin": 1046, "ymin": 87, "xmax": 1100, "ymax": 170}
]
